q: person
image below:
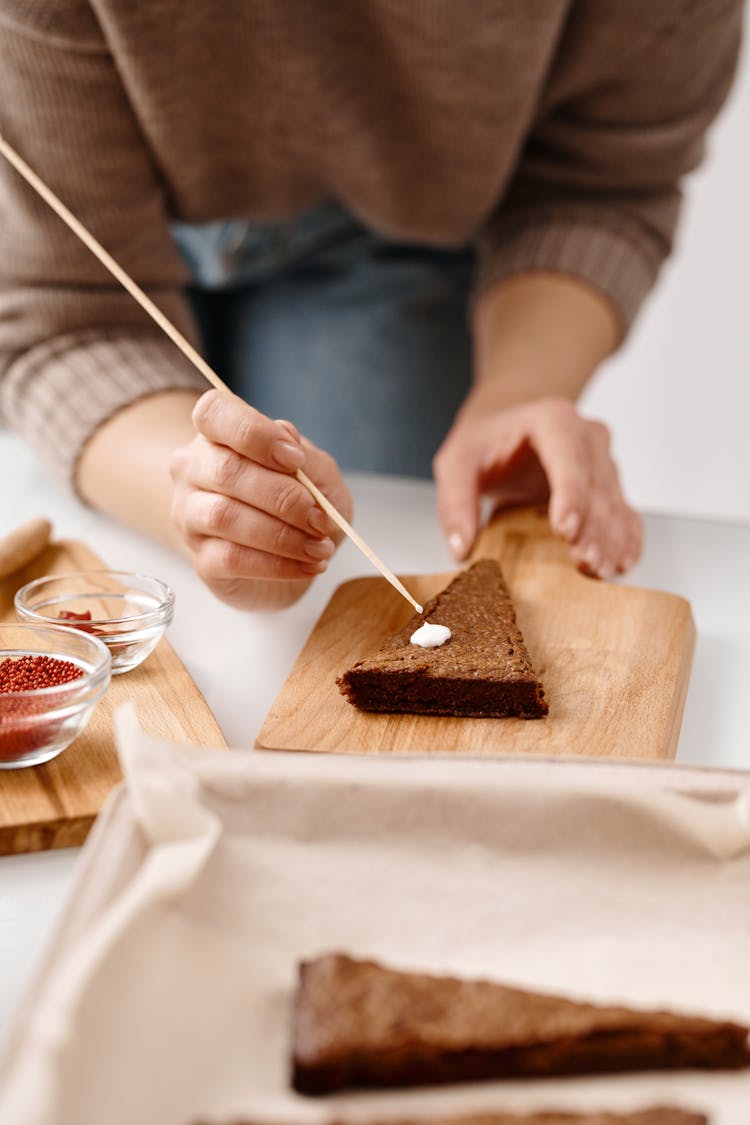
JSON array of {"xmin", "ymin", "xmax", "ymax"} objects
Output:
[{"xmin": 0, "ymin": 2, "xmax": 742, "ymax": 611}]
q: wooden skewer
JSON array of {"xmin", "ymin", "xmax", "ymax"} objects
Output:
[
  {"xmin": 292, "ymin": 471, "xmax": 422, "ymax": 613},
  {"xmin": 0, "ymin": 134, "xmax": 423, "ymax": 615}
]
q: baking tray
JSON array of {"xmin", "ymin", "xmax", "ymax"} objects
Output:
[{"xmin": 0, "ymin": 708, "xmax": 748, "ymax": 1125}]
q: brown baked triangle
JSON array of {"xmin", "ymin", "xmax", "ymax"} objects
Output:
[
  {"xmin": 292, "ymin": 953, "xmax": 750, "ymax": 1094},
  {"xmin": 210, "ymin": 1109, "xmax": 708, "ymax": 1124},
  {"xmin": 336, "ymin": 559, "xmax": 548, "ymax": 718}
]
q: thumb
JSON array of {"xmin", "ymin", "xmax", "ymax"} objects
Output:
[{"xmin": 433, "ymin": 437, "xmax": 482, "ymax": 562}]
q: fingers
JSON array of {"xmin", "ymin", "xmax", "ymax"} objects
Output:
[
  {"xmin": 296, "ymin": 437, "xmax": 354, "ymax": 547},
  {"xmin": 192, "ymin": 537, "xmax": 330, "ymax": 585},
  {"xmin": 432, "ymin": 437, "xmax": 483, "ymax": 562},
  {"xmin": 523, "ymin": 399, "xmax": 590, "ymax": 541},
  {"xmin": 170, "ymin": 392, "xmax": 354, "ymax": 592},
  {"xmin": 560, "ymin": 419, "xmax": 642, "ymax": 578},
  {"xmin": 182, "ymin": 490, "xmax": 336, "ymax": 567},
  {"xmin": 183, "ymin": 436, "xmax": 329, "ymax": 536},
  {"xmin": 572, "ymin": 502, "xmax": 644, "ymax": 578},
  {"xmin": 434, "ymin": 397, "xmax": 586, "ymax": 562},
  {"xmin": 434, "ymin": 394, "xmax": 642, "ymax": 579},
  {"xmin": 569, "ymin": 468, "xmax": 643, "ymax": 579},
  {"xmin": 527, "ymin": 410, "xmax": 642, "ymax": 578},
  {"xmin": 192, "ymin": 388, "xmax": 306, "ymax": 472}
]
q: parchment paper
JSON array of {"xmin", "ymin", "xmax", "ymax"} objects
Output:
[{"xmin": 1, "ymin": 704, "xmax": 749, "ymax": 1125}]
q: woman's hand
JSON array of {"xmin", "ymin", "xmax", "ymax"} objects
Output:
[
  {"xmin": 169, "ymin": 389, "xmax": 352, "ymax": 610},
  {"xmin": 438, "ymin": 273, "xmax": 642, "ymax": 578},
  {"xmin": 433, "ymin": 388, "xmax": 643, "ymax": 579}
]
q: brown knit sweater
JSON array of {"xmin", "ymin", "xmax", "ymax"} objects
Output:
[{"xmin": 0, "ymin": 1, "xmax": 742, "ymax": 486}]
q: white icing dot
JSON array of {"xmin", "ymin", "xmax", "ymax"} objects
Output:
[{"xmin": 410, "ymin": 622, "xmax": 452, "ymax": 648}]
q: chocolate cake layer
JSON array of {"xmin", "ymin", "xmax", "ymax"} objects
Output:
[
  {"xmin": 337, "ymin": 559, "xmax": 548, "ymax": 718},
  {"xmin": 212, "ymin": 1110, "xmax": 708, "ymax": 1125},
  {"xmin": 292, "ymin": 953, "xmax": 750, "ymax": 1095}
]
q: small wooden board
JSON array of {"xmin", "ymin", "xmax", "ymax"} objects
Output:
[
  {"xmin": 0, "ymin": 539, "xmax": 225, "ymax": 855},
  {"xmin": 256, "ymin": 509, "xmax": 696, "ymax": 760}
]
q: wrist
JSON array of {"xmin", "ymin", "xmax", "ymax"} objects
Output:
[
  {"xmin": 76, "ymin": 388, "xmax": 200, "ymax": 550},
  {"xmin": 471, "ymin": 272, "xmax": 618, "ymax": 403}
]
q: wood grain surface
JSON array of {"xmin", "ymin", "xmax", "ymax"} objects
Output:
[
  {"xmin": 256, "ymin": 508, "xmax": 696, "ymax": 760},
  {"xmin": 0, "ymin": 539, "xmax": 225, "ymax": 855}
]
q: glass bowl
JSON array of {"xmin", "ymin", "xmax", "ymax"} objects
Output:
[
  {"xmin": 0, "ymin": 622, "xmax": 111, "ymax": 769},
  {"xmin": 15, "ymin": 570, "xmax": 175, "ymax": 675}
]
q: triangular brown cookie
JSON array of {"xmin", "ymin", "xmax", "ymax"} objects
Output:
[
  {"xmin": 208, "ymin": 1109, "xmax": 707, "ymax": 1125},
  {"xmin": 292, "ymin": 954, "xmax": 750, "ymax": 1094},
  {"xmin": 337, "ymin": 559, "xmax": 548, "ymax": 718}
]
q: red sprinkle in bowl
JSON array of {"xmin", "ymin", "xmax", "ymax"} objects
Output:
[
  {"xmin": 15, "ymin": 570, "xmax": 175, "ymax": 675},
  {"xmin": 0, "ymin": 622, "xmax": 111, "ymax": 769}
]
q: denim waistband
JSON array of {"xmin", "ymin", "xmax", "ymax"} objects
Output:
[{"xmin": 171, "ymin": 199, "xmax": 356, "ymax": 289}]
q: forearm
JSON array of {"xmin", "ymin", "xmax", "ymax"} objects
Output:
[
  {"xmin": 75, "ymin": 389, "xmax": 201, "ymax": 553},
  {"xmin": 470, "ymin": 272, "xmax": 620, "ymax": 407}
]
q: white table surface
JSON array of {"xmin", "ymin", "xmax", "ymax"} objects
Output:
[{"xmin": 1, "ymin": 431, "xmax": 749, "ymax": 1037}]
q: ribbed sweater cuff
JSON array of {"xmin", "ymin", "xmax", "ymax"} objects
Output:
[
  {"xmin": 2, "ymin": 330, "xmax": 207, "ymax": 492},
  {"xmin": 476, "ymin": 219, "xmax": 663, "ymax": 336}
]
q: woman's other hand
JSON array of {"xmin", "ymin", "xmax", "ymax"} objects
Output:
[
  {"xmin": 434, "ymin": 273, "xmax": 642, "ymax": 578},
  {"xmin": 433, "ymin": 390, "xmax": 642, "ymax": 578}
]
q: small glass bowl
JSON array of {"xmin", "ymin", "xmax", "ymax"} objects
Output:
[
  {"xmin": 0, "ymin": 622, "xmax": 111, "ymax": 769},
  {"xmin": 15, "ymin": 571, "xmax": 175, "ymax": 675}
]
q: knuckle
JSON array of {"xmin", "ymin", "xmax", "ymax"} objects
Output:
[
  {"xmin": 276, "ymin": 479, "xmax": 304, "ymax": 522},
  {"xmin": 195, "ymin": 538, "xmax": 241, "ymax": 583},
  {"xmin": 213, "ymin": 448, "xmax": 241, "ymax": 490},
  {"xmin": 168, "ymin": 495, "xmax": 185, "ymax": 535},
  {"xmin": 192, "ymin": 388, "xmax": 222, "ymax": 431},
  {"xmin": 270, "ymin": 520, "xmax": 295, "ymax": 557},
  {"xmin": 432, "ymin": 441, "xmax": 455, "ymax": 477},
  {"xmin": 542, "ymin": 396, "xmax": 578, "ymax": 426},
  {"xmin": 194, "ymin": 542, "xmax": 219, "ymax": 584},
  {"xmin": 168, "ymin": 446, "xmax": 187, "ymax": 483},
  {"xmin": 204, "ymin": 493, "xmax": 232, "ymax": 535},
  {"xmin": 432, "ymin": 446, "xmax": 447, "ymax": 474},
  {"xmin": 183, "ymin": 529, "xmax": 203, "ymax": 554},
  {"xmin": 234, "ymin": 412, "xmax": 259, "ymax": 454}
]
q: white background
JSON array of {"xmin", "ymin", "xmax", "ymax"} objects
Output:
[{"xmin": 582, "ymin": 9, "xmax": 750, "ymax": 524}]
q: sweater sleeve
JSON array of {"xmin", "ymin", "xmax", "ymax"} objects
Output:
[
  {"xmin": 0, "ymin": 1, "xmax": 206, "ymax": 489},
  {"xmin": 475, "ymin": 0, "xmax": 744, "ymax": 335}
]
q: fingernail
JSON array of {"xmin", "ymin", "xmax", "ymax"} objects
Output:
[
  {"xmin": 304, "ymin": 537, "xmax": 334, "ymax": 560},
  {"xmin": 557, "ymin": 511, "xmax": 581, "ymax": 540},
  {"xmin": 275, "ymin": 418, "xmax": 301, "ymax": 442},
  {"xmin": 449, "ymin": 532, "xmax": 467, "ymax": 561},
  {"xmin": 598, "ymin": 559, "xmax": 615, "ymax": 580},
  {"xmin": 308, "ymin": 508, "xmax": 329, "ymax": 534},
  {"xmin": 272, "ymin": 440, "xmax": 305, "ymax": 470},
  {"xmin": 300, "ymin": 561, "xmax": 328, "ymax": 576}
]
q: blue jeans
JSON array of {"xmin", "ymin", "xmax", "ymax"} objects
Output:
[{"xmin": 172, "ymin": 202, "xmax": 473, "ymax": 477}]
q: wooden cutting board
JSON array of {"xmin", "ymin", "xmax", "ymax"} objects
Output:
[
  {"xmin": 0, "ymin": 539, "xmax": 225, "ymax": 855},
  {"xmin": 256, "ymin": 508, "xmax": 696, "ymax": 759}
]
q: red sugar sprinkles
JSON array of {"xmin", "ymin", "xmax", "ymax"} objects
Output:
[{"xmin": 0, "ymin": 654, "xmax": 84, "ymax": 763}]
